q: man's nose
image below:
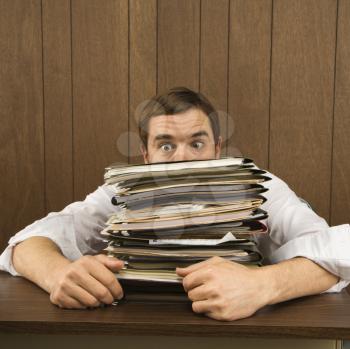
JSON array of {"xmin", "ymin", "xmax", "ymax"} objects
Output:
[{"xmin": 172, "ymin": 145, "xmax": 194, "ymax": 161}]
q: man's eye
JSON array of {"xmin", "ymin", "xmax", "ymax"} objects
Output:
[
  {"xmin": 192, "ymin": 141, "xmax": 204, "ymax": 150},
  {"xmin": 160, "ymin": 143, "xmax": 175, "ymax": 152}
]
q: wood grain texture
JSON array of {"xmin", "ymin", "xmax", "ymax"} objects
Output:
[
  {"xmin": 200, "ymin": 0, "xmax": 229, "ymax": 156},
  {"xmin": 1, "ymin": 272, "xmax": 350, "ymax": 339},
  {"xmin": 1, "ymin": 1, "xmax": 349, "ymax": 255},
  {"xmin": 228, "ymin": 0, "xmax": 272, "ymax": 168},
  {"xmin": 331, "ymin": 0, "xmax": 350, "ymax": 225},
  {"xmin": 269, "ymin": 0, "xmax": 337, "ymax": 221},
  {"xmin": 0, "ymin": 334, "xmax": 340, "ymax": 349},
  {"xmin": 158, "ymin": 0, "xmax": 200, "ymax": 92},
  {"xmin": 42, "ymin": 0, "xmax": 73, "ymax": 213},
  {"xmin": 0, "ymin": 0, "xmax": 44, "ymax": 251},
  {"xmin": 72, "ymin": 0, "xmax": 129, "ymax": 200},
  {"xmin": 129, "ymin": 0, "xmax": 157, "ymax": 164}
]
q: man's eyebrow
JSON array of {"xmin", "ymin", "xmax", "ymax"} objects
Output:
[
  {"xmin": 191, "ymin": 131, "xmax": 209, "ymax": 138},
  {"xmin": 153, "ymin": 131, "xmax": 209, "ymax": 142},
  {"xmin": 154, "ymin": 134, "xmax": 174, "ymax": 141}
]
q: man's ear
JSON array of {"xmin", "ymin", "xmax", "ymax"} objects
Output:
[
  {"xmin": 140, "ymin": 143, "xmax": 149, "ymax": 164},
  {"xmin": 215, "ymin": 136, "xmax": 222, "ymax": 159}
]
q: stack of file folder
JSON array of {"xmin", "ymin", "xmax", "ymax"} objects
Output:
[{"xmin": 101, "ymin": 157, "xmax": 270, "ymax": 300}]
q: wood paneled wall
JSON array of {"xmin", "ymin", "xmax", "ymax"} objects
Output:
[{"xmin": 1, "ymin": 0, "xmax": 349, "ymax": 252}]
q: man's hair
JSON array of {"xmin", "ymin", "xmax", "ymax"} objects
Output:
[{"xmin": 137, "ymin": 86, "xmax": 220, "ymax": 149}]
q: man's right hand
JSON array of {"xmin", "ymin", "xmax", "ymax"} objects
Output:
[{"xmin": 47, "ymin": 254, "xmax": 124, "ymax": 309}]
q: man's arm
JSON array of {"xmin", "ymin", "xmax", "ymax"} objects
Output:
[
  {"xmin": 260, "ymin": 172, "xmax": 350, "ymax": 292},
  {"xmin": 0, "ymin": 184, "xmax": 125, "ymax": 309},
  {"xmin": 263, "ymin": 256, "xmax": 339, "ymax": 303},
  {"xmin": 176, "ymin": 171, "xmax": 350, "ymax": 321},
  {"xmin": 12, "ymin": 236, "xmax": 124, "ymax": 309},
  {"xmin": 176, "ymin": 255, "xmax": 339, "ymax": 321}
]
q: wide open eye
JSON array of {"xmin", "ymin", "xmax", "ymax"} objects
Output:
[
  {"xmin": 160, "ymin": 143, "xmax": 175, "ymax": 152},
  {"xmin": 191, "ymin": 141, "xmax": 204, "ymax": 150}
]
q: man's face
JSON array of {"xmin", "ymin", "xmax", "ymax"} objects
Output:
[{"xmin": 141, "ymin": 108, "xmax": 222, "ymax": 163}]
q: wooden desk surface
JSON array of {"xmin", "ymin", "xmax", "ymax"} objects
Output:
[{"xmin": 1, "ymin": 272, "xmax": 350, "ymax": 339}]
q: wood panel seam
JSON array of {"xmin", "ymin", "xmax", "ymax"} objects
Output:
[
  {"xmin": 40, "ymin": 0, "xmax": 47, "ymax": 215},
  {"xmin": 226, "ymin": 0, "xmax": 230, "ymax": 157},
  {"xmin": 199, "ymin": 0, "xmax": 202, "ymax": 92},
  {"xmin": 268, "ymin": 0, "xmax": 274, "ymax": 171},
  {"xmin": 156, "ymin": 0, "xmax": 159, "ymax": 94},
  {"xmin": 330, "ymin": 0, "xmax": 340, "ymax": 225},
  {"xmin": 70, "ymin": 0, "xmax": 75, "ymax": 201},
  {"xmin": 128, "ymin": 0, "xmax": 131, "ymax": 164}
]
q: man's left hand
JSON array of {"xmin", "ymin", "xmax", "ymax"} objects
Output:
[{"xmin": 176, "ymin": 256, "xmax": 272, "ymax": 321}]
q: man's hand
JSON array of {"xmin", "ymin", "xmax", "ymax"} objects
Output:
[
  {"xmin": 176, "ymin": 256, "xmax": 271, "ymax": 321},
  {"xmin": 47, "ymin": 254, "xmax": 124, "ymax": 309},
  {"xmin": 177, "ymin": 255, "xmax": 340, "ymax": 321}
]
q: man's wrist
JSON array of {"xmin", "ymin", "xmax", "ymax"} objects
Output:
[
  {"xmin": 43, "ymin": 257, "xmax": 71, "ymax": 293},
  {"xmin": 256, "ymin": 263, "xmax": 282, "ymax": 306}
]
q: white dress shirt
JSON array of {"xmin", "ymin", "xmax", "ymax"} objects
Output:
[{"xmin": 1, "ymin": 170, "xmax": 350, "ymax": 293}]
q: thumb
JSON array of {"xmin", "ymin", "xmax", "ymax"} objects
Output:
[{"xmin": 94, "ymin": 254, "xmax": 124, "ymax": 272}]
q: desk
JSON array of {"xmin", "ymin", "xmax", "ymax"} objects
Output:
[{"xmin": 0, "ymin": 271, "xmax": 349, "ymax": 349}]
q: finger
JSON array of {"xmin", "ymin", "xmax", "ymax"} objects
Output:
[
  {"xmin": 53, "ymin": 293, "xmax": 87, "ymax": 309},
  {"xmin": 83, "ymin": 258, "xmax": 124, "ymax": 300},
  {"xmin": 182, "ymin": 267, "xmax": 213, "ymax": 292},
  {"xmin": 176, "ymin": 256, "xmax": 223, "ymax": 276},
  {"xmin": 69, "ymin": 278, "xmax": 108, "ymax": 306},
  {"xmin": 94, "ymin": 254, "xmax": 124, "ymax": 272},
  {"xmin": 187, "ymin": 284, "xmax": 210, "ymax": 302},
  {"xmin": 192, "ymin": 299, "xmax": 212, "ymax": 314}
]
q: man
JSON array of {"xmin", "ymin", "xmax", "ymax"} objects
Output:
[{"xmin": 1, "ymin": 87, "xmax": 349, "ymax": 321}]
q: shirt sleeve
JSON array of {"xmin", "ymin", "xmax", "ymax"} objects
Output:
[
  {"xmin": 0, "ymin": 184, "xmax": 117, "ymax": 277},
  {"xmin": 261, "ymin": 172, "xmax": 350, "ymax": 293}
]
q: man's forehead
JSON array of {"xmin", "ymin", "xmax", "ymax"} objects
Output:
[{"xmin": 148, "ymin": 110, "xmax": 212, "ymax": 137}]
